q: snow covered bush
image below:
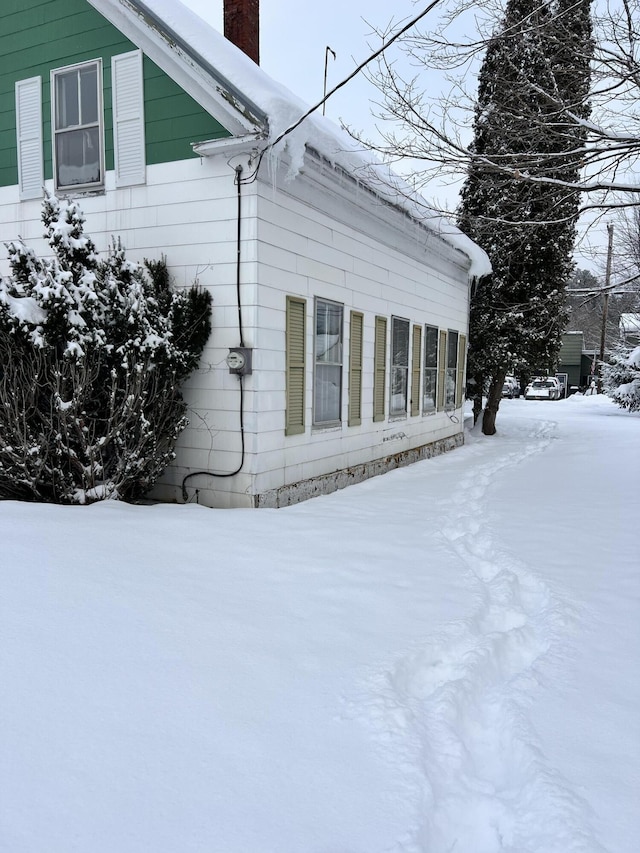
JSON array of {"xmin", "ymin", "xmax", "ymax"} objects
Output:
[
  {"xmin": 0, "ymin": 194, "xmax": 211, "ymax": 503},
  {"xmin": 602, "ymin": 345, "xmax": 640, "ymax": 412}
]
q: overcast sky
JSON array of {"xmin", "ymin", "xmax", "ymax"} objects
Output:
[{"xmin": 179, "ymin": 0, "xmax": 418, "ymax": 130}]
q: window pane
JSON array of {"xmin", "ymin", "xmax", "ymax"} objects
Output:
[
  {"xmin": 314, "ymin": 299, "xmax": 343, "ymax": 424},
  {"xmin": 315, "ymin": 301, "xmax": 343, "ymax": 364},
  {"xmin": 390, "ymin": 317, "xmax": 409, "ymax": 415},
  {"xmin": 390, "ymin": 366, "xmax": 408, "ymax": 415},
  {"xmin": 56, "ymin": 127, "xmax": 101, "ymax": 187},
  {"xmin": 314, "ymin": 363, "xmax": 341, "ymax": 423},
  {"xmin": 54, "ymin": 62, "xmax": 102, "ymax": 189},
  {"xmin": 424, "ymin": 325, "xmax": 438, "ymax": 412},
  {"xmin": 79, "ymin": 65, "xmax": 98, "ymax": 124},
  {"xmin": 447, "ymin": 330, "xmax": 459, "ymax": 369},
  {"xmin": 55, "ymin": 71, "xmax": 79, "ymax": 129},
  {"xmin": 423, "ymin": 367, "xmax": 437, "ymax": 412},
  {"xmin": 392, "ymin": 317, "xmax": 409, "ymax": 368},
  {"xmin": 445, "ymin": 330, "xmax": 459, "ymax": 407},
  {"xmin": 425, "ymin": 325, "xmax": 438, "ymax": 368},
  {"xmin": 446, "ymin": 368, "xmax": 457, "ymax": 407}
]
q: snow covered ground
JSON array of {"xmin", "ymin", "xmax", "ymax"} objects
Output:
[{"xmin": 1, "ymin": 395, "xmax": 638, "ymax": 853}]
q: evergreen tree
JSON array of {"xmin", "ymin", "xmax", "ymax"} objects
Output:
[
  {"xmin": 602, "ymin": 344, "xmax": 640, "ymax": 411},
  {"xmin": 458, "ymin": 0, "xmax": 593, "ymax": 433},
  {"xmin": 0, "ymin": 194, "xmax": 211, "ymax": 503}
]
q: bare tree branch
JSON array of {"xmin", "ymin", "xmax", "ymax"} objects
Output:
[{"xmin": 346, "ymin": 0, "xmax": 640, "ymax": 224}]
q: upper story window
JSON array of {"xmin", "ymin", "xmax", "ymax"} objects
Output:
[
  {"xmin": 16, "ymin": 52, "xmax": 144, "ymax": 200},
  {"xmin": 314, "ymin": 298, "xmax": 343, "ymax": 426},
  {"xmin": 52, "ymin": 60, "xmax": 104, "ymax": 191}
]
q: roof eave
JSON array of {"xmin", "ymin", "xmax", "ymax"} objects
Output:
[
  {"xmin": 192, "ymin": 132, "xmax": 264, "ymax": 157},
  {"xmin": 86, "ymin": 0, "xmax": 267, "ymax": 137}
]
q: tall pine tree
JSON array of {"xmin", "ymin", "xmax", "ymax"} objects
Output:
[{"xmin": 459, "ymin": 0, "xmax": 593, "ymax": 433}]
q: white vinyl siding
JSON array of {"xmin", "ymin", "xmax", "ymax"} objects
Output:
[
  {"xmin": 112, "ymin": 50, "xmax": 146, "ymax": 187},
  {"xmin": 15, "ymin": 77, "xmax": 44, "ymax": 200}
]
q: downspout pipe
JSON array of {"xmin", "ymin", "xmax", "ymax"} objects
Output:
[{"xmin": 236, "ymin": 164, "xmax": 245, "ymax": 347}]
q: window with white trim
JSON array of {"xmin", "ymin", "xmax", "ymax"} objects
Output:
[
  {"xmin": 423, "ymin": 324, "xmax": 438, "ymax": 413},
  {"xmin": 390, "ymin": 316, "xmax": 410, "ymax": 417},
  {"xmin": 446, "ymin": 330, "xmax": 459, "ymax": 408},
  {"xmin": 52, "ymin": 60, "xmax": 104, "ymax": 191},
  {"xmin": 314, "ymin": 298, "xmax": 343, "ymax": 425}
]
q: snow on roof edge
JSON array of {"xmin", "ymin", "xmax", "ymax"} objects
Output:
[{"xmin": 137, "ymin": 0, "xmax": 492, "ymax": 278}]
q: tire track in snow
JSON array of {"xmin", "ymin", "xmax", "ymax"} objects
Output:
[{"xmin": 347, "ymin": 420, "xmax": 607, "ymax": 853}]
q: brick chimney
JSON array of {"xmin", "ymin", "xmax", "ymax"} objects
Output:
[{"xmin": 224, "ymin": 0, "xmax": 260, "ymax": 65}]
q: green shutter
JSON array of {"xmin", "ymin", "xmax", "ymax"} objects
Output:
[
  {"xmin": 411, "ymin": 324, "xmax": 421, "ymax": 416},
  {"xmin": 437, "ymin": 329, "xmax": 447, "ymax": 412},
  {"xmin": 373, "ymin": 316, "xmax": 387, "ymax": 423},
  {"xmin": 348, "ymin": 311, "xmax": 363, "ymax": 426},
  {"xmin": 285, "ymin": 296, "xmax": 306, "ymax": 436},
  {"xmin": 456, "ymin": 333, "xmax": 467, "ymax": 409}
]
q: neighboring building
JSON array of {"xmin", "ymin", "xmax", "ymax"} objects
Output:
[
  {"xmin": 619, "ymin": 314, "xmax": 640, "ymax": 346},
  {"xmin": 558, "ymin": 332, "xmax": 597, "ymax": 390},
  {"xmin": 558, "ymin": 332, "xmax": 585, "ymax": 389},
  {"xmin": 0, "ymin": 0, "xmax": 490, "ymax": 508}
]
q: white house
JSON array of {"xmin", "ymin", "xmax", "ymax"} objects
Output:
[
  {"xmin": 619, "ymin": 313, "xmax": 640, "ymax": 346},
  {"xmin": 0, "ymin": 0, "xmax": 490, "ymax": 508}
]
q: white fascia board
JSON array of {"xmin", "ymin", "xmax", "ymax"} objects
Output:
[
  {"xmin": 192, "ymin": 133, "xmax": 264, "ymax": 157},
  {"xmin": 86, "ymin": 0, "xmax": 266, "ymax": 137}
]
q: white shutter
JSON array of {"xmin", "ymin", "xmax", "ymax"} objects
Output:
[
  {"xmin": 112, "ymin": 50, "xmax": 145, "ymax": 187},
  {"xmin": 15, "ymin": 77, "xmax": 43, "ymax": 201}
]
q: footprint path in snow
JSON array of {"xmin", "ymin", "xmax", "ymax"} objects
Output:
[{"xmin": 347, "ymin": 420, "xmax": 607, "ymax": 853}]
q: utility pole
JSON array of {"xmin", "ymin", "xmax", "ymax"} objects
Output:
[{"xmin": 598, "ymin": 223, "xmax": 614, "ymax": 393}]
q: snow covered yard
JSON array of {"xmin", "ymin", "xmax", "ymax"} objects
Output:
[{"xmin": 1, "ymin": 395, "xmax": 638, "ymax": 853}]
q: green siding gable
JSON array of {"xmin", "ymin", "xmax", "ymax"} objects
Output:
[
  {"xmin": 559, "ymin": 333, "xmax": 584, "ymax": 367},
  {"xmin": 0, "ymin": 0, "xmax": 230, "ymax": 189}
]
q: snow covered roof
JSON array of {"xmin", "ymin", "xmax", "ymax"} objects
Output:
[{"xmin": 89, "ymin": 0, "xmax": 491, "ymax": 278}]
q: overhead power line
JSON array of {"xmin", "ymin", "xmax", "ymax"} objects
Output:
[{"xmin": 242, "ymin": 0, "xmax": 446, "ymax": 181}]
